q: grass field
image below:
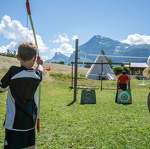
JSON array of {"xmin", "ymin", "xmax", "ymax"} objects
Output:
[{"xmin": 0, "ymin": 56, "xmax": 150, "ymax": 148}]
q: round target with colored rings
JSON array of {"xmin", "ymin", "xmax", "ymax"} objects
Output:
[
  {"xmin": 118, "ymin": 91, "xmax": 130, "ymax": 103},
  {"xmin": 83, "ymin": 91, "xmax": 94, "ymax": 101}
]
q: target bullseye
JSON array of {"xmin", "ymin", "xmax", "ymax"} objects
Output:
[
  {"xmin": 119, "ymin": 92, "xmax": 130, "ymax": 102},
  {"xmin": 84, "ymin": 91, "xmax": 94, "ymax": 101},
  {"xmin": 117, "ymin": 89, "xmax": 132, "ymax": 104}
]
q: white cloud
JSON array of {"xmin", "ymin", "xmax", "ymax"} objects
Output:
[
  {"xmin": 51, "ymin": 43, "xmax": 74, "ymax": 57},
  {"xmin": 0, "ymin": 15, "xmax": 48, "ymax": 53},
  {"xmin": 60, "ymin": 36, "xmax": 69, "ymax": 43},
  {"xmin": 42, "ymin": 56, "xmax": 48, "ymax": 62},
  {"xmin": 53, "ymin": 33, "xmax": 69, "ymax": 44},
  {"xmin": 121, "ymin": 34, "xmax": 150, "ymax": 45},
  {"xmin": 50, "ymin": 33, "xmax": 76, "ymax": 57},
  {"xmin": 36, "ymin": 35, "xmax": 48, "ymax": 53},
  {"xmin": 125, "ymin": 46, "xmax": 129, "ymax": 49},
  {"xmin": 72, "ymin": 35, "xmax": 78, "ymax": 40},
  {"xmin": 53, "ymin": 39, "xmax": 60, "ymax": 42},
  {"xmin": 0, "ymin": 41, "xmax": 17, "ymax": 53}
]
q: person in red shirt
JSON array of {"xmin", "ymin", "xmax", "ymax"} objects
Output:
[
  {"xmin": 117, "ymin": 71, "xmax": 130, "ymax": 91},
  {"xmin": 115, "ymin": 71, "xmax": 130, "ymax": 103}
]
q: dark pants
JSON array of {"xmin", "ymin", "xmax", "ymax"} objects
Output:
[
  {"xmin": 119, "ymin": 84, "xmax": 127, "ymax": 91},
  {"xmin": 4, "ymin": 128, "xmax": 35, "ymax": 149}
]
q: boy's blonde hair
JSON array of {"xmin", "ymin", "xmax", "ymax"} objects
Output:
[{"xmin": 18, "ymin": 42, "xmax": 38, "ymax": 61}]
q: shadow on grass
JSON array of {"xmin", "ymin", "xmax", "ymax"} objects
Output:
[
  {"xmin": 115, "ymin": 103, "xmax": 132, "ymax": 105},
  {"xmin": 67, "ymin": 100, "xmax": 76, "ymax": 106}
]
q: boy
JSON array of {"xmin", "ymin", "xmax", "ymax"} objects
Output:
[
  {"xmin": 117, "ymin": 71, "xmax": 130, "ymax": 91},
  {"xmin": 115, "ymin": 71, "xmax": 130, "ymax": 103},
  {"xmin": 0, "ymin": 41, "xmax": 43, "ymax": 149}
]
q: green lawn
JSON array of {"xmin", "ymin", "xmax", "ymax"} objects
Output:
[{"xmin": 0, "ymin": 73, "xmax": 150, "ymax": 148}]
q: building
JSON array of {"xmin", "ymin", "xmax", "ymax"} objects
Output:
[{"xmin": 123, "ymin": 63, "xmax": 148, "ymax": 74}]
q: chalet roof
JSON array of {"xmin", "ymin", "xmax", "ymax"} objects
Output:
[{"xmin": 124, "ymin": 62, "xmax": 148, "ymax": 68}]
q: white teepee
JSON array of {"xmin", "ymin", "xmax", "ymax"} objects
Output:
[{"xmin": 85, "ymin": 52, "xmax": 116, "ymax": 80}]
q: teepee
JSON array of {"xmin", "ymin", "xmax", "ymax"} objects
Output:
[{"xmin": 85, "ymin": 52, "xmax": 116, "ymax": 80}]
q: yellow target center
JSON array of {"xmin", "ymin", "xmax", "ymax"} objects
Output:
[{"xmin": 122, "ymin": 95, "xmax": 126, "ymax": 99}]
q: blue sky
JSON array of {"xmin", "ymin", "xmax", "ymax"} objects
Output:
[{"xmin": 0, "ymin": 0, "xmax": 150, "ymax": 61}]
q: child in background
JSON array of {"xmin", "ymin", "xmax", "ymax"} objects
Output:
[
  {"xmin": 115, "ymin": 71, "xmax": 130, "ymax": 103},
  {"xmin": 117, "ymin": 71, "xmax": 130, "ymax": 91},
  {"xmin": 0, "ymin": 41, "xmax": 43, "ymax": 149}
]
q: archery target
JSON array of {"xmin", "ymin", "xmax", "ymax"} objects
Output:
[
  {"xmin": 117, "ymin": 89, "xmax": 132, "ymax": 104},
  {"xmin": 84, "ymin": 91, "xmax": 94, "ymax": 101},
  {"xmin": 81, "ymin": 89, "xmax": 96, "ymax": 104}
]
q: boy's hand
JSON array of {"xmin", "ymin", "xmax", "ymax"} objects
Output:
[
  {"xmin": 36, "ymin": 57, "xmax": 43, "ymax": 66},
  {"xmin": 36, "ymin": 57, "xmax": 43, "ymax": 71}
]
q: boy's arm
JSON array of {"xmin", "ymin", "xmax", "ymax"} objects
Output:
[
  {"xmin": 0, "ymin": 81, "xmax": 8, "ymax": 93},
  {"xmin": 127, "ymin": 80, "xmax": 130, "ymax": 90},
  {"xmin": 36, "ymin": 58, "xmax": 43, "ymax": 72},
  {"xmin": 117, "ymin": 80, "xmax": 119, "ymax": 91},
  {"xmin": 117, "ymin": 75, "xmax": 121, "ymax": 91},
  {"xmin": 37, "ymin": 64, "xmax": 43, "ymax": 72},
  {"xmin": 0, "ymin": 67, "xmax": 11, "ymax": 93}
]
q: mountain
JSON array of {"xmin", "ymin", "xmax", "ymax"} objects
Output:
[
  {"xmin": 45, "ymin": 52, "xmax": 69, "ymax": 63},
  {"xmin": 68, "ymin": 35, "xmax": 150, "ymax": 64},
  {"xmin": 45, "ymin": 35, "xmax": 150, "ymax": 65}
]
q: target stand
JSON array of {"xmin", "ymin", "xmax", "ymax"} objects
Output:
[
  {"xmin": 117, "ymin": 89, "xmax": 132, "ymax": 104},
  {"xmin": 81, "ymin": 89, "xmax": 96, "ymax": 104}
]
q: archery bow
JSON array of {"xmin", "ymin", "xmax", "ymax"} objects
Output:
[{"xmin": 26, "ymin": 0, "xmax": 41, "ymax": 132}]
